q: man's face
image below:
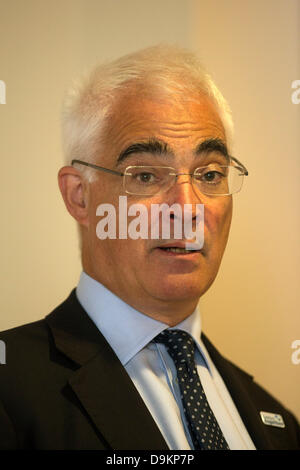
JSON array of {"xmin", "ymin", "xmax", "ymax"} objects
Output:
[{"xmin": 82, "ymin": 91, "xmax": 232, "ymax": 321}]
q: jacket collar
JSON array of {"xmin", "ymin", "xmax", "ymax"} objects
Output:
[{"xmin": 45, "ymin": 290, "xmax": 168, "ymax": 450}]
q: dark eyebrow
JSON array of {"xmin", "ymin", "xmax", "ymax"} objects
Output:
[
  {"xmin": 117, "ymin": 137, "xmax": 229, "ymax": 164},
  {"xmin": 195, "ymin": 138, "xmax": 229, "ymax": 159},
  {"xmin": 117, "ymin": 138, "xmax": 174, "ymax": 163}
]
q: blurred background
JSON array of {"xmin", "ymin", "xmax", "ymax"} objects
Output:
[{"xmin": 0, "ymin": 0, "xmax": 299, "ymax": 420}]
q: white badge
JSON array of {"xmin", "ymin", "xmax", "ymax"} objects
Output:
[{"xmin": 260, "ymin": 411, "xmax": 285, "ymax": 428}]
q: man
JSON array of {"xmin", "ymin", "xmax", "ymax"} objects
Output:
[{"xmin": 0, "ymin": 45, "xmax": 299, "ymax": 450}]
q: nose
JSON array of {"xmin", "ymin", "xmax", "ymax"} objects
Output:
[
  {"xmin": 163, "ymin": 173, "xmax": 204, "ymax": 222},
  {"xmin": 168, "ymin": 173, "xmax": 203, "ymax": 205}
]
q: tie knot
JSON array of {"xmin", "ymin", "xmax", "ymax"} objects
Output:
[{"xmin": 154, "ymin": 329, "xmax": 195, "ymax": 366}]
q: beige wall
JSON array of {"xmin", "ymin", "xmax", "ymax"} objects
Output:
[
  {"xmin": 189, "ymin": 0, "xmax": 300, "ymax": 420},
  {"xmin": 1, "ymin": 0, "xmax": 299, "ymax": 421}
]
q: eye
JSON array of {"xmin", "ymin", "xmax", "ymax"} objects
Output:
[
  {"xmin": 194, "ymin": 165, "xmax": 227, "ymax": 185},
  {"xmin": 134, "ymin": 171, "xmax": 157, "ymax": 184},
  {"xmin": 202, "ymin": 171, "xmax": 223, "ymax": 183}
]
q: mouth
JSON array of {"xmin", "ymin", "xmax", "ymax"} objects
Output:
[
  {"xmin": 158, "ymin": 247, "xmax": 200, "ymax": 254},
  {"xmin": 154, "ymin": 242, "xmax": 204, "ymax": 256}
]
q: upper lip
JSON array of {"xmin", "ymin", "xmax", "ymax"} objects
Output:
[{"xmin": 155, "ymin": 241, "xmax": 202, "ymax": 250}]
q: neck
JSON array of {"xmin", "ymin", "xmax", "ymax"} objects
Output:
[{"xmin": 82, "ymin": 268, "xmax": 198, "ymax": 327}]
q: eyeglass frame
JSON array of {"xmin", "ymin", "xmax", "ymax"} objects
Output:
[{"xmin": 71, "ymin": 156, "xmax": 248, "ymax": 196}]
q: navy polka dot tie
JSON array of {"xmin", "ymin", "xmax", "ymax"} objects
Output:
[{"xmin": 154, "ymin": 329, "xmax": 229, "ymax": 450}]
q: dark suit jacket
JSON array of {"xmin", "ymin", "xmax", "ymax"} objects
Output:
[{"xmin": 0, "ymin": 290, "xmax": 299, "ymax": 450}]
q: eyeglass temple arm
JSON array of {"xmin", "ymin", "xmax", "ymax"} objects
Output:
[
  {"xmin": 230, "ymin": 156, "xmax": 248, "ymax": 176},
  {"xmin": 71, "ymin": 159, "xmax": 124, "ymax": 176}
]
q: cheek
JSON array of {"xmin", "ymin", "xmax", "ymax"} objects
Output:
[
  {"xmin": 204, "ymin": 199, "xmax": 232, "ymax": 242},
  {"xmin": 88, "ymin": 183, "xmax": 121, "ymax": 233}
]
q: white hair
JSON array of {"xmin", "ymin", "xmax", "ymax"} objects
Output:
[{"xmin": 62, "ymin": 44, "xmax": 234, "ymax": 179}]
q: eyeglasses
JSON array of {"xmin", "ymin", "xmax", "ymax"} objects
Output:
[{"xmin": 71, "ymin": 156, "xmax": 248, "ymax": 196}]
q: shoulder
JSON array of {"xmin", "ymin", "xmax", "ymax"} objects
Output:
[
  {"xmin": 202, "ymin": 333, "xmax": 300, "ymax": 449},
  {"xmin": 0, "ymin": 318, "xmax": 49, "ymax": 367},
  {"xmin": 0, "ymin": 291, "xmax": 80, "ymax": 393},
  {"xmin": 0, "ymin": 291, "xmax": 74, "ymax": 364}
]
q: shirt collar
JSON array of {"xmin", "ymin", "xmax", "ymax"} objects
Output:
[{"xmin": 76, "ymin": 271, "xmax": 209, "ymax": 371}]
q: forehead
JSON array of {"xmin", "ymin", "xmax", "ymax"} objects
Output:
[{"xmin": 101, "ymin": 91, "xmax": 226, "ymax": 165}]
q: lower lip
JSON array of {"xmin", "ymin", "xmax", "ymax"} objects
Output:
[{"xmin": 154, "ymin": 248, "xmax": 203, "ymax": 259}]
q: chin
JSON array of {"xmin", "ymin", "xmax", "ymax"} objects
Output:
[{"xmin": 147, "ymin": 274, "xmax": 213, "ymax": 303}]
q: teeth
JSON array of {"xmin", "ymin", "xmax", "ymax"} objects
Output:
[{"xmin": 163, "ymin": 247, "xmax": 193, "ymax": 253}]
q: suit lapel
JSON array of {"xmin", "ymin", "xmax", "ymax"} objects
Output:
[
  {"xmin": 46, "ymin": 290, "xmax": 168, "ymax": 450},
  {"xmin": 202, "ymin": 334, "xmax": 275, "ymax": 450}
]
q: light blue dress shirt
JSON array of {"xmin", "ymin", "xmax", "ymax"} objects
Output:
[{"xmin": 76, "ymin": 271, "xmax": 255, "ymax": 450}]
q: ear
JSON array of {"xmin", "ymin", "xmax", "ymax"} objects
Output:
[{"xmin": 58, "ymin": 166, "xmax": 89, "ymax": 227}]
